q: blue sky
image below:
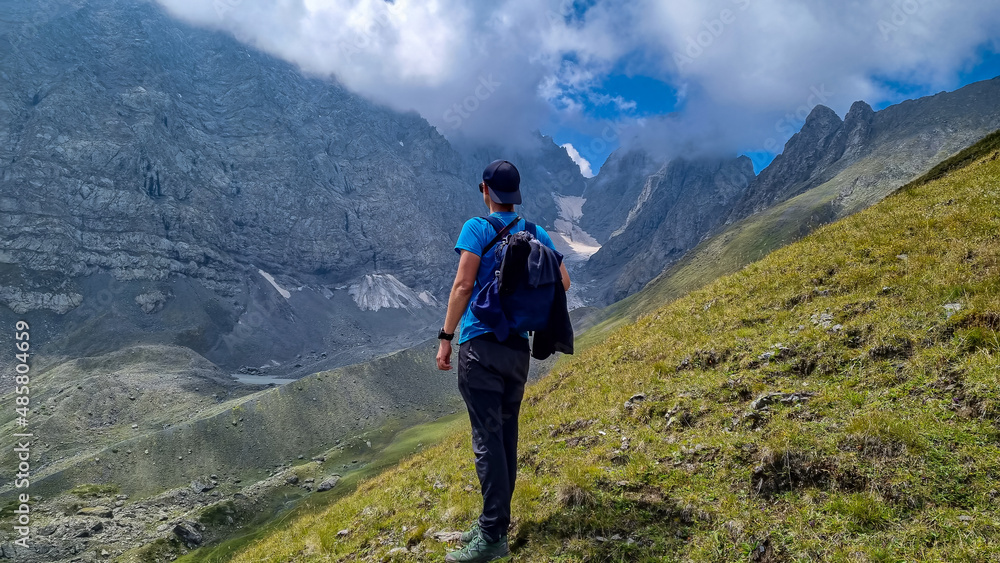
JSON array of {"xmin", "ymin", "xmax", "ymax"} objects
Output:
[
  {"xmin": 547, "ymin": 71, "xmax": 682, "ymax": 171},
  {"xmin": 157, "ymin": 0, "xmax": 1000, "ymax": 177}
]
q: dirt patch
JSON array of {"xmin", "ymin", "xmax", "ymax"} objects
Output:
[
  {"xmin": 868, "ymin": 335, "xmax": 913, "ymax": 360},
  {"xmin": 751, "ymin": 451, "xmax": 866, "ymax": 497},
  {"xmin": 523, "ymin": 393, "xmax": 544, "ymax": 406},
  {"xmin": 517, "ymin": 447, "xmax": 550, "ymax": 475},
  {"xmin": 840, "ymin": 300, "xmax": 877, "ymax": 318},
  {"xmin": 784, "ymin": 292, "xmax": 813, "ymax": 309},
  {"xmin": 739, "ymin": 316, "xmax": 770, "ymax": 327},
  {"xmin": 549, "ymin": 418, "xmax": 596, "ymax": 437},
  {"xmin": 954, "ymin": 311, "xmax": 1000, "ymax": 330},
  {"xmin": 676, "ymin": 348, "xmax": 729, "ymax": 371},
  {"xmin": 788, "ymin": 355, "xmax": 819, "ymax": 376},
  {"xmin": 920, "ymin": 323, "xmax": 956, "ymax": 347},
  {"xmin": 664, "ymin": 405, "xmax": 701, "ymax": 431},
  {"xmin": 842, "ymin": 326, "xmax": 867, "ymax": 348},
  {"xmin": 608, "ymin": 452, "xmax": 630, "ymax": 466}
]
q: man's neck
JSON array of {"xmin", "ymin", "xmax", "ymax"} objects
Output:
[{"xmin": 489, "ymin": 205, "xmax": 515, "ymax": 214}]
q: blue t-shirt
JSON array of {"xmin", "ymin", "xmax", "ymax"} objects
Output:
[{"xmin": 454, "ymin": 211, "xmax": 557, "ymax": 344}]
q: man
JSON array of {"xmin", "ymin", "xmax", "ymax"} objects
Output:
[{"xmin": 436, "ymin": 159, "xmax": 570, "ymax": 562}]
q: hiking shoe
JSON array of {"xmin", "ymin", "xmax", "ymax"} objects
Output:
[
  {"xmin": 445, "ymin": 530, "xmax": 509, "ymax": 562},
  {"xmin": 459, "ymin": 522, "xmax": 481, "ymax": 545}
]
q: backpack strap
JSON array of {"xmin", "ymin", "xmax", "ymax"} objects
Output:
[
  {"xmin": 480, "ymin": 215, "xmax": 521, "ymax": 256},
  {"xmin": 481, "ymin": 215, "xmax": 507, "ymax": 234},
  {"xmin": 524, "ymin": 221, "xmax": 537, "ymax": 238}
]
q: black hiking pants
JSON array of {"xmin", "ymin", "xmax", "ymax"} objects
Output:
[{"xmin": 457, "ymin": 333, "xmax": 530, "ymax": 543}]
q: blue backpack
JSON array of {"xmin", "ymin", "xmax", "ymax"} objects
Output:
[{"xmin": 470, "ymin": 215, "xmax": 562, "ymax": 341}]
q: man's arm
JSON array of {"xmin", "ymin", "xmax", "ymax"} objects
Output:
[
  {"xmin": 560, "ymin": 262, "xmax": 570, "ymax": 291},
  {"xmin": 437, "ymin": 250, "xmax": 481, "ymax": 370}
]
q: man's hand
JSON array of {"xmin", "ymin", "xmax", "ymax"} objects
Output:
[{"xmin": 436, "ymin": 340, "xmax": 453, "ymax": 370}]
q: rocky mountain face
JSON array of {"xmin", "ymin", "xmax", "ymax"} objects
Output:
[
  {"xmin": 2, "ymin": 1, "xmax": 465, "ymax": 294},
  {"xmin": 0, "ymin": 0, "xmax": 585, "ymax": 369},
  {"xmin": 578, "ymin": 149, "xmax": 663, "ymax": 243},
  {"xmin": 581, "ymin": 155, "xmax": 756, "ymax": 302},
  {"xmin": 728, "ymin": 77, "xmax": 1000, "ymax": 223},
  {"xmin": 734, "ymin": 104, "xmax": 866, "ymax": 216}
]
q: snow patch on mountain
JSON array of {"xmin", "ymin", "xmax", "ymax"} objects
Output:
[
  {"xmin": 348, "ymin": 274, "xmax": 438, "ymax": 312},
  {"xmin": 258, "ymin": 269, "xmax": 291, "ymax": 299},
  {"xmin": 550, "ymin": 195, "xmax": 601, "ymax": 264}
]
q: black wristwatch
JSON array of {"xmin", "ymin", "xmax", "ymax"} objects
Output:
[{"xmin": 438, "ymin": 329, "xmax": 454, "ymax": 341}]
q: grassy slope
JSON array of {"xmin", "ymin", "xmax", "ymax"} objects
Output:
[
  {"xmin": 575, "ymin": 132, "xmax": 1000, "ymax": 353},
  {"xmin": 229, "ymin": 140, "xmax": 1000, "ymax": 561},
  {"xmin": 159, "ymin": 413, "xmax": 467, "ymax": 563},
  {"xmin": 575, "ymin": 179, "xmax": 836, "ymax": 352}
]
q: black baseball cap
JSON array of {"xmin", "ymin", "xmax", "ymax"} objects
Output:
[{"xmin": 481, "ymin": 159, "xmax": 521, "ymax": 205}]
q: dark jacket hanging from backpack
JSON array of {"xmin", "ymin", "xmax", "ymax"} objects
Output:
[{"xmin": 525, "ymin": 241, "xmax": 573, "ymax": 360}]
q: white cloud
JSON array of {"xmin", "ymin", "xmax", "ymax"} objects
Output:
[
  {"xmin": 154, "ymin": 0, "xmax": 1000, "ymax": 156},
  {"xmin": 562, "ymin": 143, "xmax": 594, "ymax": 177},
  {"xmin": 639, "ymin": 0, "xmax": 1000, "ymax": 111},
  {"xmin": 588, "ymin": 93, "xmax": 637, "ymax": 111}
]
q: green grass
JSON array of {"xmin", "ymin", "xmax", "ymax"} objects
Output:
[
  {"xmin": 222, "ymin": 136, "xmax": 1000, "ymax": 561},
  {"xmin": 69, "ymin": 483, "xmax": 120, "ymax": 499}
]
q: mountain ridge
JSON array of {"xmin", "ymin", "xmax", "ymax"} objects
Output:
[{"xmin": 578, "ymin": 76, "xmax": 1000, "ymax": 305}]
